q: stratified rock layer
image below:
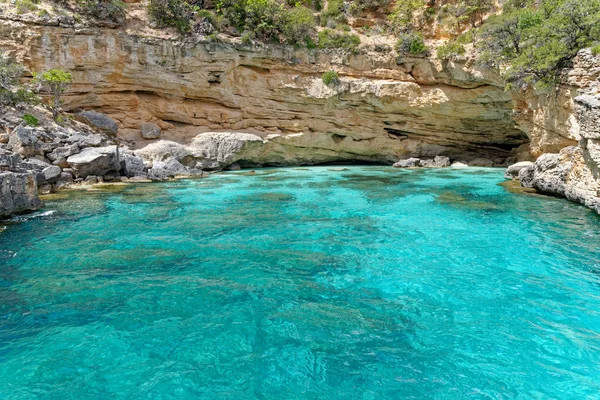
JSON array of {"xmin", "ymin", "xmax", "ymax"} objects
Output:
[{"xmin": 0, "ymin": 19, "xmax": 532, "ymax": 164}]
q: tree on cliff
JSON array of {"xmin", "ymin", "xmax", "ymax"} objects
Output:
[{"xmin": 33, "ymin": 69, "xmax": 72, "ymax": 119}]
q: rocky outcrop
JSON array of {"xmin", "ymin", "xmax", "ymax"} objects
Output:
[
  {"xmin": 517, "ymin": 147, "xmax": 600, "ymax": 213},
  {"xmin": 66, "ymin": 145, "xmax": 121, "ymax": 178},
  {"xmin": 508, "ymin": 49, "xmax": 600, "ymax": 213},
  {"xmin": 393, "ymin": 156, "xmax": 450, "ymax": 168},
  {"xmin": 0, "ymin": 171, "xmax": 42, "ymax": 217},
  {"xmin": 504, "ymin": 161, "xmax": 533, "ymax": 179}
]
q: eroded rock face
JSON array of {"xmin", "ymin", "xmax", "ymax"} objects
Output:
[
  {"xmin": 0, "ymin": 171, "xmax": 42, "ymax": 217},
  {"xmin": 0, "ymin": 19, "xmax": 531, "ymax": 164},
  {"xmin": 519, "ymin": 147, "xmax": 600, "ymax": 213},
  {"xmin": 512, "ymin": 50, "xmax": 600, "ymax": 213}
]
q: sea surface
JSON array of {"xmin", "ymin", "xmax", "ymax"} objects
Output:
[{"xmin": 1, "ymin": 166, "xmax": 600, "ymax": 399}]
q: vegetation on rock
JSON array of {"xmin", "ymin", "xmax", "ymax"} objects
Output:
[
  {"xmin": 396, "ymin": 31, "xmax": 427, "ymax": 55},
  {"xmin": 476, "ymin": 0, "xmax": 600, "ymax": 88},
  {"xmin": 0, "ymin": 53, "xmax": 38, "ymax": 107},
  {"xmin": 317, "ymin": 29, "xmax": 360, "ymax": 52},
  {"xmin": 33, "ymin": 69, "xmax": 72, "ymax": 119},
  {"xmin": 321, "ymin": 70, "xmax": 340, "ymax": 85}
]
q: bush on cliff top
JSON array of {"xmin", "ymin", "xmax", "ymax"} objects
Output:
[
  {"xmin": 317, "ymin": 29, "xmax": 360, "ymax": 52},
  {"xmin": 476, "ymin": 0, "xmax": 600, "ymax": 88}
]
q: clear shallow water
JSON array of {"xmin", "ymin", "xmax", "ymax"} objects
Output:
[{"xmin": 1, "ymin": 166, "xmax": 600, "ymax": 399}]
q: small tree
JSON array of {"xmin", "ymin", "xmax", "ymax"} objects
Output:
[{"xmin": 33, "ymin": 69, "xmax": 72, "ymax": 119}]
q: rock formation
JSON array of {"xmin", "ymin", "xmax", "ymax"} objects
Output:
[
  {"xmin": 0, "ymin": 16, "xmax": 531, "ymax": 165},
  {"xmin": 506, "ymin": 50, "xmax": 600, "ymax": 214}
]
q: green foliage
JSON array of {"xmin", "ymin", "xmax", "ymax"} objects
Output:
[
  {"xmin": 148, "ymin": 0, "xmax": 197, "ymax": 34},
  {"xmin": 396, "ymin": 31, "xmax": 427, "ymax": 55},
  {"xmin": 321, "ymin": 70, "xmax": 339, "ymax": 85},
  {"xmin": 282, "ymin": 5, "xmax": 316, "ymax": 45},
  {"xmin": 347, "ymin": 0, "xmax": 388, "ymax": 16},
  {"xmin": 0, "ymin": 52, "xmax": 38, "ymax": 107},
  {"xmin": 15, "ymin": 0, "xmax": 37, "ymax": 14},
  {"xmin": 33, "ymin": 69, "xmax": 73, "ymax": 119},
  {"xmin": 439, "ymin": 0, "xmax": 495, "ymax": 36},
  {"xmin": 321, "ymin": 0, "xmax": 345, "ymax": 27},
  {"xmin": 592, "ymin": 44, "xmax": 600, "ymax": 56},
  {"xmin": 388, "ymin": 0, "xmax": 424, "ymax": 33},
  {"xmin": 78, "ymin": 0, "xmax": 127, "ymax": 24},
  {"xmin": 22, "ymin": 114, "xmax": 39, "ymax": 126},
  {"xmin": 317, "ymin": 29, "xmax": 360, "ymax": 52},
  {"xmin": 437, "ymin": 31, "xmax": 473, "ymax": 60},
  {"xmin": 437, "ymin": 41, "xmax": 465, "ymax": 60},
  {"xmin": 476, "ymin": 0, "xmax": 600, "ymax": 88}
]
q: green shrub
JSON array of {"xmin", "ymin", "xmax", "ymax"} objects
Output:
[
  {"xmin": 78, "ymin": 0, "xmax": 127, "ymax": 24},
  {"xmin": 591, "ymin": 44, "xmax": 600, "ymax": 56},
  {"xmin": 388, "ymin": 0, "xmax": 423, "ymax": 33},
  {"xmin": 282, "ymin": 5, "xmax": 316, "ymax": 45},
  {"xmin": 437, "ymin": 31, "xmax": 473, "ymax": 60},
  {"xmin": 33, "ymin": 69, "xmax": 72, "ymax": 119},
  {"xmin": 317, "ymin": 29, "xmax": 360, "ymax": 52},
  {"xmin": 437, "ymin": 41, "xmax": 465, "ymax": 60},
  {"xmin": 322, "ymin": 70, "xmax": 339, "ymax": 85},
  {"xmin": 22, "ymin": 114, "xmax": 39, "ymax": 126},
  {"xmin": 321, "ymin": 0, "xmax": 345, "ymax": 27},
  {"xmin": 476, "ymin": 0, "xmax": 600, "ymax": 88},
  {"xmin": 15, "ymin": 0, "xmax": 37, "ymax": 14},
  {"xmin": 396, "ymin": 31, "xmax": 427, "ymax": 55},
  {"xmin": 148, "ymin": 0, "xmax": 195, "ymax": 34}
]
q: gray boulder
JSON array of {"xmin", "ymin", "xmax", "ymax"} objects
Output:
[
  {"xmin": 8, "ymin": 126, "xmax": 43, "ymax": 157},
  {"xmin": 504, "ymin": 161, "xmax": 534, "ymax": 179},
  {"xmin": 188, "ymin": 132, "xmax": 264, "ymax": 170},
  {"xmin": 148, "ymin": 158, "xmax": 205, "ymax": 180},
  {"xmin": 451, "ymin": 161, "xmax": 469, "ymax": 168},
  {"xmin": 42, "ymin": 165, "xmax": 62, "ymax": 182},
  {"xmin": 67, "ymin": 146, "xmax": 121, "ymax": 178},
  {"xmin": 393, "ymin": 157, "xmax": 420, "ymax": 168},
  {"xmin": 47, "ymin": 144, "xmax": 80, "ymax": 162},
  {"xmin": 19, "ymin": 158, "xmax": 51, "ymax": 172},
  {"xmin": 136, "ymin": 141, "xmax": 192, "ymax": 165},
  {"xmin": 141, "ymin": 123, "xmax": 161, "ymax": 140},
  {"xmin": 0, "ymin": 171, "xmax": 42, "ymax": 217},
  {"xmin": 0, "ymin": 149, "xmax": 21, "ymax": 170},
  {"xmin": 78, "ymin": 111, "xmax": 118, "ymax": 135},
  {"xmin": 420, "ymin": 156, "xmax": 451, "ymax": 168},
  {"xmin": 121, "ymin": 154, "xmax": 148, "ymax": 178}
]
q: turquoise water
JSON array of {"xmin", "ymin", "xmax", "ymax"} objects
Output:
[{"xmin": 1, "ymin": 166, "xmax": 600, "ymax": 399}]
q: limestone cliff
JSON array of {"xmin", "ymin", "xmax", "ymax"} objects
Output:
[
  {"xmin": 1, "ymin": 16, "xmax": 532, "ymax": 165},
  {"xmin": 516, "ymin": 50, "xmax": 600, "ymax": 214}
]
